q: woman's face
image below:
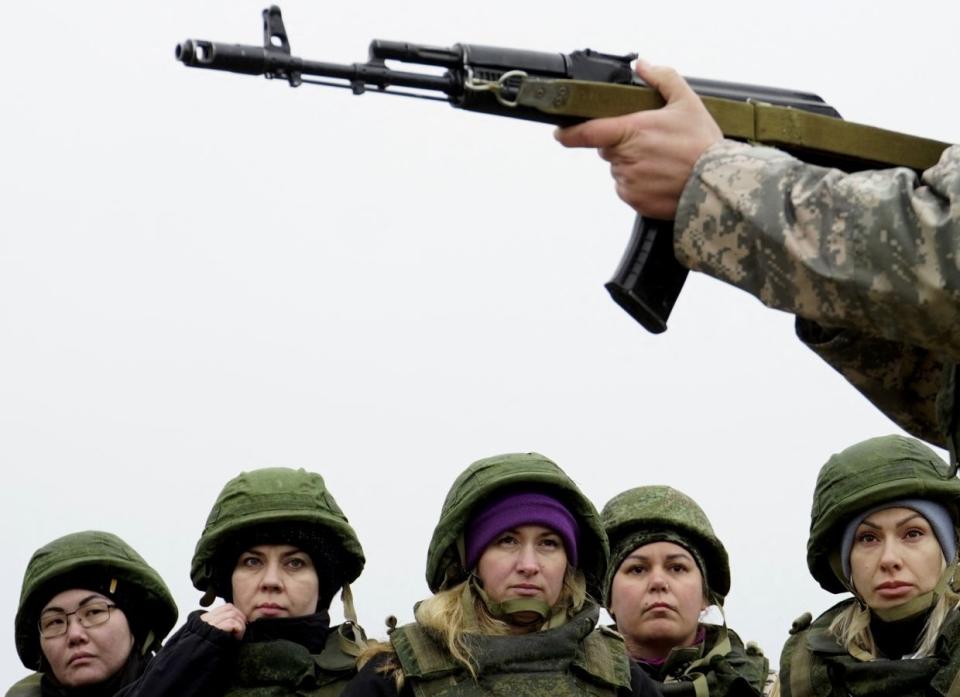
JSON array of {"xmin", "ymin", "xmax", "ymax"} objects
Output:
[
  {"xmin": 609, "ymin": 541, "xmax": 707, "ymax": 660},
  {"xmin": 476, "ymin": 524, "xmax": 568, "ymax": 611},
  {"xmin": 850, "ymin": 506, "xmax": 944, "ymax": 611},
  {"xmin": 39, "ymin": 588, "xmax": 135, "ymax": 688},
  {"xmin": 231, "ymin": 544, "xmax": 320, "ymax": 621}
]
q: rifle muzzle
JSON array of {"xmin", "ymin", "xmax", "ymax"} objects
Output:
[{"xmin": 176, "ymin": 39, "xmax": 273, "ymax": 76}]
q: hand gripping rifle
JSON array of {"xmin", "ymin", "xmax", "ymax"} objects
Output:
[{"xmin": 176, "ymin": 6, "xmax": 950, "ymax": 333}]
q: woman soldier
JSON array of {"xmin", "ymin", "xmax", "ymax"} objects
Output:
[
  {"xmin": 6, "ymin": 531, "xmax": 178, "ymax": 697},
  {"xmin": 124, "ymin": 466, "xmax": 367, "ymax": 696},
  {"xmin": 602, "ymin": 486, "xmax": 769, "ymax": 696},
  {"xmin": 777, "ymin": 435, "xmax": 960, "ymax": 696},
  {"xmin": 342, "ymin": 451, "xmax": 661, "ymax": 697}
]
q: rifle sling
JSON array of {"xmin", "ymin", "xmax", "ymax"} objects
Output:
[{"xmin": 516, "ymin": 78, "xmax": 949, "ymax": 171}]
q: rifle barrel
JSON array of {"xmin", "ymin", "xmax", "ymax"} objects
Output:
[{"xmin": 176, "ymin": 39, "xmax": 458, "ymax": 93}]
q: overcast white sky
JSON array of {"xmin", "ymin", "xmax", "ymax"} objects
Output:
[{"xmin": 3, "ymin": 0, "xmax": 958, "ymax": 685}]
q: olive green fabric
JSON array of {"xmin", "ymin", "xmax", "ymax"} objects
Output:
[
  {"xmin": 425, "ymin": 452, "xmax": 608, "ymax": 601},
  {"xmin": 515, "ymin": 79, "xmax": 949, "ymax": 172},
  {"xmin": 807, "ymin": 435, "xmax": 960, "ymax": 593},
  {"xmin": 390, "ymin": 603, "xmax": 632, "ymax": 697},
  {"xmin": 191, "ymin": 467, "xmax": 364, "ymax": 609},
  {"xmin": 633, "ymin": 624, "xmax": 767, "ymax": 697},
  {"xmin": 779, "ymin": 599, "xmax": 960, "ymax": 697},
  {"xmin": 220, "ymin": 625, "xmax": 359, "ymax": 696},
  {"xmin": 601, "ymin": 486, "xmax": 730, "ymax": 605},
  {"xmin": 4, "ymin": 673, "xmax": 41, "ymax": 697},
  {"xmin": 14, "ymin": 530, "xmax": 177, "ymax": 671}
]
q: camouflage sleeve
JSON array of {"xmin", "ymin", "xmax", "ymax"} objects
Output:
[
  {"xmin": 673, "ymin": 141, "xmax": 960, "ymax": 361},
  {"xmin": 794, "ymin": 320, "xmax": 948, "ymax": 446}
]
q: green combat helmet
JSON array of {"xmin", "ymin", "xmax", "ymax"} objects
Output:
[
  {"xmin": 808, "ymin": 434, "xmax": 960, "ymax": 594},
  {"xmin": 14, "ymin": 530, "xmax": 177, "ymax": 671},
  {"xmin": 191, "ymin": 467, "xmax": 365, "ymax": 611},
  {"xmin": 425, "ymin": 452, "xmax": 609, "ymax": 601},
  {"xmin": 601, "ymin": 485, "xmax": 730, "ymax": 606}
]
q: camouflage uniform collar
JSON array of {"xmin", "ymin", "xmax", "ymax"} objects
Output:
[{"xmin": 636, "ymin": 624, "xmax": 709, "ymax": 677}]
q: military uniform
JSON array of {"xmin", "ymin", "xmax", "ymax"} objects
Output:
[
  {"xmin": 342, "ymin": 453, "xmax": 660, "ymax": 697},
  {"xmin": 673, "ymin": 141, "xmax": 960, "ymax": 462},
  {"xmin": 121, "ymin": 467, "xmax": 366, "ymax": 697},
  {"xmin": 6, "ymin": 531, "xmax": 177, "ymax": 697},
  {"xmin": 779, "ymin": 598, "xmax": 960, "ymax": 697},
  {"xmin": 631, "ymin": 625, "xmax": 767, "ymax": 697},
  {"xmin": 777, "ymin": 435, "xmax": 960, "ymax": 697},
  {"xmin": 602, "ymin": 487, "xmax": 769, "ymax": 697}
]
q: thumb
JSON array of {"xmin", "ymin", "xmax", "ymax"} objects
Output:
[{"xmin": 635, "ymin": 59, "xmax": 696, "ymax": 105}]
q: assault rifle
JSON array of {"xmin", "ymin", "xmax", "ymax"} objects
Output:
[{"xmin": 176, "ymin": 6, "xmax": 949, "ymax": 333}]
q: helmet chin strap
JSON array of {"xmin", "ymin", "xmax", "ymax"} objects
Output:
[
  {"xmin": 868, "ymin": 561, "xmax": 959, "ymax": 622},
  {"xmin": 199, "ymin": 586, "xmax": 218, "ymax": 608},
  {"xmin": 463, "ymin": 576, "xmax": 560, "ymax": 629}
]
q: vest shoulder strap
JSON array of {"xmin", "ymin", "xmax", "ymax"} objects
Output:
[
  {"xmin": 315, "ymin": 622, "xmax": 366, "ymax": 673},
  {"xmin": 574, "ymin": 627, "xmax": 633, "ymax": 691},
  {"xmin": 779, "ymin": 602, "xmax": 851, "ymax": 697},
  {"xmin": 4, "ymin": 673, "xmax": 41, "ymax": 697},
  {"xmin": 391, "ymin": 623, "xmax": 461, "ymax": 680}
]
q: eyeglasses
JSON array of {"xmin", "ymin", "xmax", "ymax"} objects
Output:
[{"xmin": 38, "ymin": 601, "xmax": 117, "ymax": 639}]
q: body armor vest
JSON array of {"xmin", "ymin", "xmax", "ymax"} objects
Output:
[
  {"xmin": 221, "ymin": 623, "xmax": 360, "ymax": 697},
  {"xmin": 636, "ymin": 624, "xmax": 768, "ymax": 697},
  {"xmin": 390, "ymin": 605, "xmax": 632, "ymax": 697},
  {"xmin": 780, "ymin": 600, "xmax": 960, "ymax": 697}
]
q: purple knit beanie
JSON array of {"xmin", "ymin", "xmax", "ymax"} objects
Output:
[{"xmin": 464, "ymin": 491, "xmax": 579, "ymax": 570}]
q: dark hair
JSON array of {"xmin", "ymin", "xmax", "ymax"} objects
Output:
[{"xmin": 211, "ymin": 522, "xmax": 344, "ymax": 610}]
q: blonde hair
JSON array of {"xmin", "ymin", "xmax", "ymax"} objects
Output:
[
  {"xmin": 359, "ymin": 567, "xmax": 588, "ymax": 688},
  {"xmin": 829, "ymin": 589, "xmax": 960, "ymax": 659}
]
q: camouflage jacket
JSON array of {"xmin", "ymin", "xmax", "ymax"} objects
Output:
[
  {"xmin": 778, "ymin": 598, "xmax": 960, "ymax": 697},
  {"xmin": 674, "ymin": 141, "xmax": 960, "ymax": 461},
  {"xmin": 631, "ymin": 623, "xmax": 768, "ymax": 697}
]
